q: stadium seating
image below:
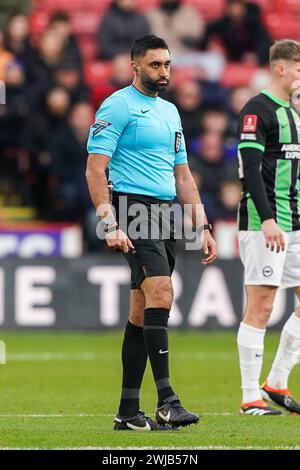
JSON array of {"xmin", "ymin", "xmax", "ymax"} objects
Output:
[
  {"xmin": 264, "ymin": 13, "xmax": 299, "ymax": 40},
  {"xmin": 28, "ymin": 0, "xmax": 300, "ymax": 100},
  {"xmin": 78, "ymin": 36, "xmax": 97, "ymax": 62},
  {"xmin": 33, "ymin": 0, "xmax": 111, "ymax": 13},
  {"xmin": 181, "ymin": 0, "xmax": 225, "ymax": 21},
  {"xmin": 220, "ymin": 62, "xmax": 259, "ymax": 88},
  {"xmin": 70, "ymin": 12, "xmax": 100, "ymax": 36},
  {"xmin": 84, "ymin": 61, "xmax": 112, "ymax": 88},
  {"xmin": 274, "ymin": 0, "xmax": 300, "ymax": 14},
  {"xmin": 29, "ymin": 10, "xmax": 50, "ymax": 37}
]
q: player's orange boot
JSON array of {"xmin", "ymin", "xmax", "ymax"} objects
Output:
[
  {"xmin": 261, "ymin": 381, "xmax": 300, "ymax": 415},
  {"xmin": 240, "ymin": 399, "xmax": 282, "ymax": 415}
]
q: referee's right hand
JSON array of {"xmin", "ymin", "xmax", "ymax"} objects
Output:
[
  {"xmin": 262, "ymin": 219, "xmax": 285, "ymax": 253},
  {"xmin": 105, "ymin": 228, "xmax": 135, "ymax": 254}
]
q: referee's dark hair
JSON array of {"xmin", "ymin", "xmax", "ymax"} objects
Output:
[{"xmin": 131, "ymin": 35, "xmax": 169, "ymax": 60}]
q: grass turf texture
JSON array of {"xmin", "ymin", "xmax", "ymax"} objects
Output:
[{"xmin": 0, "ymin": 331, "xmax": 299, "ymax": 450}]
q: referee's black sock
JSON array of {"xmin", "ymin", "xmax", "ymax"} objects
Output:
[
  {"xmin": 118, "ymin": 321, "xmax": 148, "ymax": 417},
  {"xmin": 143, "ymin": 308, "xmax": 175, "ymax": 407}
]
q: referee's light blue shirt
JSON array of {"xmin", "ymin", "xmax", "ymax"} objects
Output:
[{"xmin": 87, "ymin": 85, "xmax": 188, "ymax": 200}]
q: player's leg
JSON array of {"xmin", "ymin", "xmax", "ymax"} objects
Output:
[
  {"xmin": 261, "ymin": 286, "xmax": 300, "ymax": 414},
  {"xmin": 261, "ymin": 231, "xmax": 300, "ymax": 413},
  {"xmin": 114, "ymin": 287, "xmax": 173, "ymax": 431},
  {"xmin": 238, "ymin": 285, "xmax": 281, "ymax": 415},
  {"xmin": 117, "ymin": 288, "xmax": 146, "ymax": 417},
  {"xmin": 265, "ymin": 286, "xmax": 300, "ymax": 390},
  {"xmin": 261, "ymin": 291, "xmax": 300, "ymax": 414},
  {"xmin": 114, "ymin": 194, "xmax": 175, "ymax": 430},
  {"xmin": 237, "ymin": 231, "xmax": 285, "ymax": 415},
  {"xmin": 141, "ymin": 275, "xmax": 199, "ymax": 427},
  {"xmin": 141, "ymin": 275, "xmax": 174, "ymax": 402}
]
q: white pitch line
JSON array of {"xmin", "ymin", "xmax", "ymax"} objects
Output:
[
  {"xmin": 0, "ymin": 412, "xmax": 249, "ymax": 418},
  {"xmin": 0, "ymin": 413, "xmax": 113, "ymax": 418},
  {"xmin": 4, "ymin": 351, "xmax": 277, "ymax": 362},
  {"xmin": 6, "ymin": 352, "xmax": 97, "ymax": 361}
]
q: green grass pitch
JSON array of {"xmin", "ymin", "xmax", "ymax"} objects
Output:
[{"xmin": 0, "ymin": 330, "xmax": 299, "ymax": 450}]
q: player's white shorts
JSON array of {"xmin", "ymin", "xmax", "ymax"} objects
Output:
[{"xmin": 238, "ymin": 230, "xmax": 300, "ymax": 288}]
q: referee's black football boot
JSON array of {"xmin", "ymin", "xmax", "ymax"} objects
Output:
[
  {"xmin": 155, "ymin": 395, "xmax": 200, "ymax": 428},
  {"xmin": 261, "ymin": 381, "xmax": 300, "ymax": 415},
  {"xmin": 114, "ymin": 410, "xmax": 174, "ymax": 431}
]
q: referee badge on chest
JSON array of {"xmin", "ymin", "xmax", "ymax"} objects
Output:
[{"xmin": 175, "ymin": 132, "xmax": 181, "ymax": 153}]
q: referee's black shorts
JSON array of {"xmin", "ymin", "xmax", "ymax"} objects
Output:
[{"xmin": 112, "ymin": 192, "xmax": 176, "ymax": 289}]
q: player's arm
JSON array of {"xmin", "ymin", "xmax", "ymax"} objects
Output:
[
  {"xmin": 175, "ymin": 163, "xmax": 217, "ymax": 265},
  {"xmin": 238, "ymin": 104, "xmax": 285, "ymax": 252},
  {"xmin": 86, "ymin": 98, "xmax": 134, "ymax": 253},
  {"xmin": 85, "ymin": 154, "xmax": 134, "ymax": 253}
]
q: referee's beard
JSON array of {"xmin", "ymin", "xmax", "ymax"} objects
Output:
[{"xmin": 141, "ymin": 74, "xmax": 170, "ymax": 93}]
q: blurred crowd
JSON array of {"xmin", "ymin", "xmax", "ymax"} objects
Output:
[{"xmin": 0, "ymin": 0, "xmax": 295, "ymax": 251}]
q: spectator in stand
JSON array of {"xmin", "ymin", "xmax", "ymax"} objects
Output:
[
  {"xmin": 3, "ymin": 12, "xmax": 33, "ymax": 75},
  {"xmin": 172, "ymin": 80, "xmax": 204, "ymax": 146},
  {"xmin": 189, "ymin": 106, "xmax": 235, "ymax": 163},
  {"xmin": 53, "ymin": 61, "xmax": 90, "ymax": 104},
  {"xmin": 218, "ymin": 179, "xmax": 241, "ymax": 220},
  {"xmin": 28, "ymin": 30, "xmax": 65, "ymax": 108},
  {"xmin": 200, "ymin": 106, "xmax": 229, "ymax": 137},
  {"xmin": 97, "ymin": 0, "xmax": 150, "ymax": 60},
  {"xmin": 49, "ymin": 102, "xmax": 94, "ymax": 221},
  {"xmin": 146, "ymin": 0, "xmax": 204, "ymax": 57},
  {"xmin": 0, "ymin": 59, "xmax": 30, "ymax": 205},
  {"xmin": 203, "ymin": 0, "xmax": 271, "ymax": 65},
  {"xmin": 0, "ymin": 30, "xmax": 14, "ymax": 81},
  {"xmin": 199, "ymin": 106, "xmax": 242, "ymax": 163},
  {"xmin": 147, "ymin": 0, "xmax": 225, "ymax": 78},
  {"xmin": 189, "ymin": 131, "xmax": 235, "ymax": 222},
  {"xmin": 110, "ymin": 53, "xmax": 133, "ymax": 89},
  {"xmin": 0, "ymin": 60, "xmax": 29, "ymax": 151},
  {"xmin": 227, "ymin": 86, "xmax": 254, "ymax": 138},
  {"xmin": 249, "ymin": 68, "xmax": 271, "ymax": 95},
  {"xmin": 23, "ymin": 87, "xmax": 71, "ymax": 218},
  {"xmin": 91, "ymin": 53, "xmax": 133, "ymax": 108},
  {"xmin": 48, "ymin": 11, "xmax": 82, "ymax": 70}
]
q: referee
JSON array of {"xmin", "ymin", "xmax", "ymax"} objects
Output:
[
  {"xmin": 86, "ymin": 34, "xmax": 217, "ymax": 431},
  {"xmin": 237, "ymin": 39, "xmax": 300, "ymax": 416}
]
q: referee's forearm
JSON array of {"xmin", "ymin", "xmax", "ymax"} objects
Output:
[
  {"xmin": 176, "ymin": 177, "xmax": 207, "ymax": 229},
  {"xmin": 85, "ymin": 154, "xmax": 115, "ymax": 220},
  {"xmin": 86, "ymin": 169, "xmax": 109, "ymax": 208}
]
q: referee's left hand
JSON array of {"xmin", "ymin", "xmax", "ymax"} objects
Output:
[{"xmin": 201, "ymin": 231, "xmax": 217, "ymax": 265}]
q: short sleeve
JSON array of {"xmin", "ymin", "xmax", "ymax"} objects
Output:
[
  {"xmin": 87, "ymin": 96, "xmax": 129, "ymax": 157},
  {"xmin": 237, "ymin": 101, "xmax": 269, "ymax": 154},
  {"xmin": 174, "ymin": 110, "xmax": 188, "ymax": 165}
]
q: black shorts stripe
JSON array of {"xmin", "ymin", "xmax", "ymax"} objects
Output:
[
  {"xmin": 238, "ymin": 194, "xmax": 248, "ymax": 230},
  {"xmin": 262, "ymin": 158, "xmax": 278, "ymax": 223},
  {"xmin": 287, "ymin": 108, "xmax": 300, "ymax": 230},
  {"xmin": 290, "ymin": 159, "xmax": 300, "ymax": 230}
]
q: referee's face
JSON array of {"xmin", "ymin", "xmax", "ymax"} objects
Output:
[{"xmin": 135, "ymin": 48, "xmax": 171, "ymax": 93}]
